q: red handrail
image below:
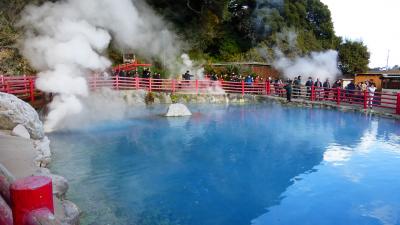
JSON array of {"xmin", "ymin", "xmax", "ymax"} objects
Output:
[{"xmin": 1, "ymin": 75, "xmax": 400, "ymax": 115}]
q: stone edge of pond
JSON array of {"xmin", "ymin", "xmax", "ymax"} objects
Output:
[
  {"xmin": 0, "ymin": 92, "xmax": 81, "ymax": 225},
  {"xmin": 118, "ymin": 90, "xmax": 400, "ymax": 121}
]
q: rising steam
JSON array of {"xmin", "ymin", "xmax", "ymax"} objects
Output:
[
  {"xmin": 273, "ymin": 50, "xmax": 341, "ymax": 82},
  {"xmin": 18, "ymin": 0, "xmax": 197, "ymax": 132}
]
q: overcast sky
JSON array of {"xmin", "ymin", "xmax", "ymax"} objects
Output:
[{"xmin": 320, "ymin": 0, "xmax": 399, "ymax": 68}]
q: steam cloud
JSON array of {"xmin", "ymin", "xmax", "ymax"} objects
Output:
[
  {"xmin": 18, "ymin": 0, "xmax": 199, "ymax": 132},
  {"xmin": 273, "ymin": 50, "xmax": 341, "ymax": 82}
]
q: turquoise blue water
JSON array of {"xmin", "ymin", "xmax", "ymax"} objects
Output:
[{"xmin": 50, "ymin": 104, "xmax": 400, "ymax": 225}]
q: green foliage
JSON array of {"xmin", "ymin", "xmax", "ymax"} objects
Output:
[
  {"xmin": 146, "ymin": 0, "xmax": 349, "ymax": 64},
  {"xmin": 0, "ymin": 0, "xmax": 51, "ymax": 74},
  {"xmin": 338, "ymin": 40, "xmax": 370, "ymax": 75},
  {"xmin": 170, "ymin": 94, "xmax": 179, "ymax": 103},
  {"xmin": 0, "ymin": 0, "xmax": 371, "ymax": 75},
  {"xmin": 107, "ymin": 47, "xmax": 123, "ymax": 66}
]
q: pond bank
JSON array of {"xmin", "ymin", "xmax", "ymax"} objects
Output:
[
  {"xmin": 115, "ymin": 90, "xmax": 400, "ymax": 120},
  {"xmin": 0, "ymin": 92, "xmax": 80, "ymax": 225}
]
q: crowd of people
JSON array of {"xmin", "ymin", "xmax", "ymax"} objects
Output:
[
  {"xmin": 281, "ymin": 76, "xmax": 377, "ymax": 108},
  {"xmin": 112, "ymin": 68, "xmax": 379, "ymax": 108},
  {"xmin": 113, "ymin": 68, "xmax": 162, "ymax": 79}
]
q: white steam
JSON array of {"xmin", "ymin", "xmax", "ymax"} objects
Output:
[
  {"xmin": 18, "ymin": 0, "xmax": 198, "ymax": 132},
  {"xmin": 180, "ymin": 54, "xmax": 204, "ymax": 78},
  {"xmin": 273, "ymin": 50, "xmax": 341, "ymax": 82}
]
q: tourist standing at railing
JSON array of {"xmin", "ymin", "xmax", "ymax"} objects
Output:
[
  {"xmin": 361, "ymin": 81, "xmax": 367, "ymax": 92},
  {"xmin": 284, "ymin": 79, "xmax": 293, "ymax": 102},
  {"xmin": 305, "ymin": 77, "xmax": 313, "ymax": 99},
  {"xmin": 345, "ymin": 81, "xmax": 356, "ymax": 103},
  {"xmin": 245, "ymin": 75, "xmax": 253, "ymax": 85},
  {"xmin": 142, "ymin": 68, "xmax": 151, "ymax": 78},
  {"xmin": 323, "ymin": 78, "xmax": 331, "ymax": 99},
  {"xmin": 274, "ymin": 79, "xmax": 283, "ymax": 96},
  {"xmin": 332, "ymin": 80, "xmax": 342, "ymax": 100},
  {"xmin": 367, "ymin": 83, "xmax": 376, "ymax": 108},
  {"xmin": 314, "ymin": 78, "xmax": 322, "ymax": 100},
  {"xmin": 355, "ymin": 82, "xmax": 362, "ymax": 102},
  {"xmin": 293, "ymin": 76, "xmax": 302, "ymax": 98}
]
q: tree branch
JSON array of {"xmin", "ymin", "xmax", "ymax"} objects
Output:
[{"xmin": 186, "ymin": 0, "xmax": 201, "ymax": 14}]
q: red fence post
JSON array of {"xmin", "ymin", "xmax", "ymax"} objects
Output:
[
  {"xmin": 311, "ymin": 85, "xmax": 315, "ymax": 101},
  {"xmin": 149, "ymin": 78, "xmax": 152, "ymax": 92},
  {"xmin": 115, "ymin": 75, "xmax": 119, "ymax": 90},
  {"xmin": 364, "ymin": 90, "xmax": 368, "ymax": 109},
  {"xmin": 93, "ymin": 75, "xmax": 97, "ymax": 90},
  {"xmin": 0, "ymin": 75, "xmax": 4, "ymax": 92},
  {"xmin": 396, "ymin": 93, "xmax": 400, "ymax": 115},
  {"xmin": 172, "ymin": 79, "xmax": 176, "ymax": 93},
  {"xmin": 265, "ymin": 81, "xmax": 268, "ymax": 95},
  {"xmin": 135, "ymin": 77, "xmax": 139, "ymax": 90},
  {"xmin": 337, "ymin": 88, "xmax": 341, "ymax": 105},
  {"xmin": 10, "ymin": 176, "xmax": 54, "ymax": 225},
  {"xmin": 195, "ymin": 79, "xmax": 199, "ymax": 95},
  {"xmin": 241, "ymin": 80, "xmax": 245, "ymax": 96},
  {"xmin": 29, "ymin": 78, "xmax": 35, "ymax": 103}
]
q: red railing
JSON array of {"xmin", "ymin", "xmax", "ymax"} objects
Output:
[{"xmin": 2, "ymin": 75, "xmax": 400, "ymax": 115}]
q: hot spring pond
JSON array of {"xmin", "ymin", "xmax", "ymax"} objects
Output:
[{"xmin": 49, "ymin": 103, "xmax": 400, "ymax": 225}]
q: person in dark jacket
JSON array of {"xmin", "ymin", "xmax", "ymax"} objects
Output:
[
  {"xmin": 314, "ymin": 78, "xmax": 322, "ymax": 100},
  {"xmin": 183, "ymin": 71, "xmax": 193, "ymax": 80},
  {"xmin": 284, "ymin": 79, "xmax": 293, "ymax": 102},
  {"xmin": 346, "ymin": 81, "xmax": 356, "ymax": 103},
  {"xmin": 294, "ymin": 75, "xmax": 302, "ymax": 97},
  {"xmin": 323, "ymin": 78, "xmax": 331, "ymax": 99},
  {"xmin": 305, "ymin": 77, "xmax": 313, "ymax": 99}
]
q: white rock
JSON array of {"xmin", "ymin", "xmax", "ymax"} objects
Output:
[
  {"xmin": 35, "ymin": 168, "xmax": 69, "ymax": 199},
  {"xmin": 11, "ymin": 124, "xmax": 31, "ymax": 139},
  {"xmin": 0, "ymin": 92, "xmax": 44, "ymax": 139},
  {"xmin": 165, "ymin": 103, "xmax": 192, "ymax": 117},
  {"xmin": 61, "ymin": 200, "xmax": 81, "ymax": 225},
  {"xmin": 33, "ymin": 136, "xmax": 52, "ymax": 167}
]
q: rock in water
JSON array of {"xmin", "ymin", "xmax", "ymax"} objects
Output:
[
  {"xmin": 0, "ymin": 92, "xmax": 44, "ymax": 139},
  {"xmin": 165, "ymin": 103, "xmax": 192, "ymax": 117},
  {"xmin": 11, "ymin": 124, "xmax": 31, "ymax": 139}
]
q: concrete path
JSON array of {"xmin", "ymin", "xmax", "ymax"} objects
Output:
[{"xmin": 0, "ymin": 131, "xmax": 36, "ymax": 178}]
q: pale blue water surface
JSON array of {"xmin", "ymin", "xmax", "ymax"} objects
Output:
[{"xmin": 50, "ymin": 103, "xmax": 400, "ymax": 225}]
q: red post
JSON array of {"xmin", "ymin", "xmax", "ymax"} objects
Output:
[
  {"xmin": 195, "ymin": 79, "xmax": 199, "ymax": 95},
  {"xmin": 396, "ymin": 93, "xmax": 400, "ymax": 115},
  {"xmin": 115, "ymin": 75, "xmax": 119, "ymax": 90},
  {"xmin": 149, "ymin": 78, "xmax": 152, "ymax": 92},
  {"xmin": 29, "ymin": 78, "xmax": 35, "ymax": 103},
  {"xmin": 0, "ymin": 196, "xmax": 12, "ymax": 225},
  {"xmin": 135, "ymin": 77, "xmax": 139, "ymax": 90},
  {"xmin": 265, "ymin": 81, "xmax": 268, "ymax": 95},
  {"xmin": 10, "ymin": 176, "xmax": 54, "ymax": 225},
  {"xmin": 241, "ymin": 80, "xmax": 245, "ymax": 96},
  {"xmin": 172, "ymin": 79, "xmax": 176, "ymax": 93},
  {"xmin": 93, "ymin": 75, "xmax": 97, "ymax": 90},
  {"xmin": 337, "ymin": 88, "xmax": 341, "ymax": 105},
  {"xmin": 311, "ymin": 85, "xmax": 315, "ymax": 101},
  {"xmin": 364, "ymin": 90, "xmax": 368, "ymax": 109},
  {"xmin": 5, "ymin": 82, "xmax": 9, "ymax": 94}
]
